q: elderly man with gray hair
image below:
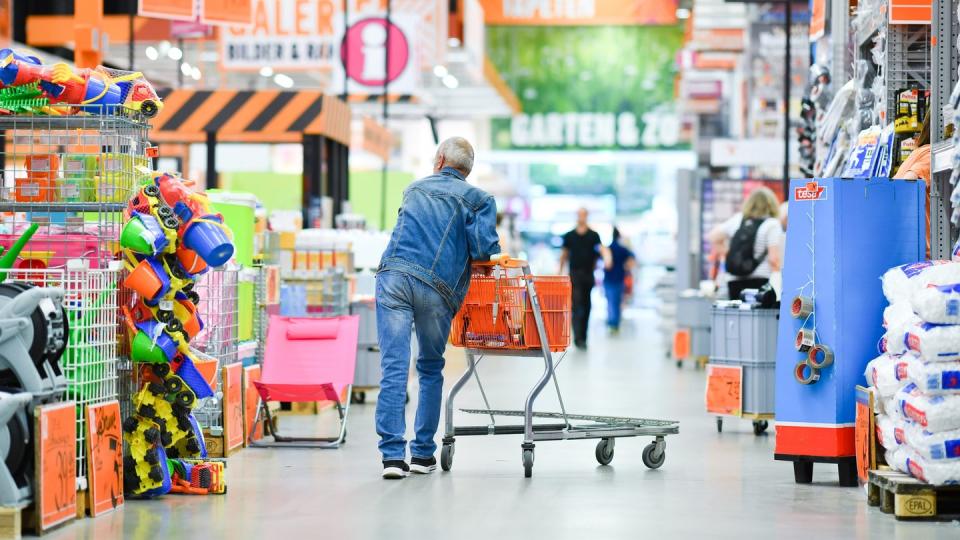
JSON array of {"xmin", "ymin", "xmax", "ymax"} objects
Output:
[{"xmin": 375, "ymin": 137, "xmax": 502, "ymax": 479}]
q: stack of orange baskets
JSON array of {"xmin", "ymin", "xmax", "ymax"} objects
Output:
[{"xmin": 449, "ymin": 260, "xmax": 571, "ymax": 352}]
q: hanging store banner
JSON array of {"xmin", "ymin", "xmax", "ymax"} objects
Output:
[
  {"xmin": 478, "ymin": 0, "xmax": 677, "ymax": 25},
  {"xmin": 202, "ymin": 0, "xmax": 255, "ymax": 26},
  {"xmin": 488, "ymin": 25, "xmax": 685, "ymax": 150},
  {"xmin": 220, "ymin": 0, "xmax": 420, "ymax": 94},
  {"xmin": 889, "ymin": 0, "xmax": 931, "ymax": 24},
  {"xmin": 220, "ymin": 0, "xmax": 340, "ymax": 71},
  {"xmin": 139, "ymin": 0, "xmax": 196, "ymax": 20}
]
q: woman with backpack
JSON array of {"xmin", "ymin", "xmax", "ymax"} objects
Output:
[{"xmin": 708, "ymin": 187, "xmax": 784, "ymax": 300}]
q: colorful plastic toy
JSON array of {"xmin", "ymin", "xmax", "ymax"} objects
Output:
[
  {"xmin": 122, "ymin": 416, "xmax": 168, "ymax": 495},
  {"xmin": 0, "ymin": 49, "xmax": 163, "ymax": 117},
  {"xmin": 121, "ymin": 171, "xmax": 233, "ymax": 497}
]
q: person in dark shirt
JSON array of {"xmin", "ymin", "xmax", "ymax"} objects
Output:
[
  {"xmin": 603, "ymin": 227, "xmax": 635, "ymax": 334},
  {"xmin": 558, "ymin": 208, "xmax": 611, "ymax": 349}
]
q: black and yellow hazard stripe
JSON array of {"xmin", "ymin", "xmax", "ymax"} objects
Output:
[{"xmin": 151, "ymin": 90, "xmax": 351, "ymax": 145}]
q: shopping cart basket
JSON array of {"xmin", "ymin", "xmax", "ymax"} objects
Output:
[{"xmin": 443, "ymin": 258, "xmax": 679, "ymax": 477}]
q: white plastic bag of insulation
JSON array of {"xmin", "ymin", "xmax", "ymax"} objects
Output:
[
  {"xmin": 912, "ymin": 283, "xmax": 960, "ymax": 325},
  {"xmin": 881, "ymin": 312, "xmax": 921, "ymax": 357},
  {"xmin": 905, "ymin": 423, "xmax": 960, "ymax": 460},
  {"xmin": 886, "ymin": 447, "xmax": 908, "ymax": 474},
  {"xmin": 894, "ymin": 383, "xmax": 960, "ymax": 432},
  {"xmin": 882, "ymin": 261, "xmax": 960, "ymax": 305},
  {"xmin": 902, "ymin": 354, "xmax": 960, "ymax": 395},
  {"xmin": 898, "ymin": 447, "xmax": 960, "ymax": 485},
  {"xmin": 904, "ymin": 323, "xmax": 960, "ymax": 362},
  {"xmin": 876, "ymin": 414, "xmax": 907, "ymax": 451},
  {"xmin": 865, "ymin": 354, "xmax": 911, "ymax": 397}
]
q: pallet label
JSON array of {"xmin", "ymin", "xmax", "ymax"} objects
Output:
[{"xmin": 896, "ymin": 493, "xmax": 936, "ymax": 517}]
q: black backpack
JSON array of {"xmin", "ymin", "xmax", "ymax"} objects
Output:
[{"xmin": 725, "ymin": 218, "xmax": 766, "ymax": 277}]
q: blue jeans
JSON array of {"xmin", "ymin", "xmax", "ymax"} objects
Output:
[
  {"xmin": 604, "ymin": 282, "xmax": 625, "ymax": 329},
  {"xmin": 375, "ymin": 271, "xmax": 455, "ymax": 461}
]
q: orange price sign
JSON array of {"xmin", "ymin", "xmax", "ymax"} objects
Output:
[
  {"xmin": 202, "ymin": 0, "xmax": 253, "ymax": 26},
  {"xmin": 86, "ymin": 401, "xmax": 123, "ymax": 517},
  {"xmin": 139, "ymin": 0, "xmax": 195, "ymax": 20},
  {"xmin": 223, "ymin": 363, "xmax": 245, "ymax": 451},
  {"xmin": 705, "ymin": 364, "xmax": 742, "ymax": 416},
  {"xmin": 35, "ymin": 402, "xmax": 76, "ymax": 532},
  {"xmin": 243, "ymin": 364, "xmax": 264, "ymax": 444},
  {"xmin": 855, "ymin": 386, "xmax": 876, "ymax": 484}
]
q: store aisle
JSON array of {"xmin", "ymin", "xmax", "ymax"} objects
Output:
[{"xmin": 58, "ymin": 309, "xmax": 954, "ymax": 539}]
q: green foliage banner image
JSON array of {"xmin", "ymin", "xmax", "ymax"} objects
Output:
[{"xmin": 488, "ymin": 25, "xmax": 686, "ymax": 150}]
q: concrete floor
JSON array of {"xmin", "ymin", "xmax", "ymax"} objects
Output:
[{"xmin": 55, "ymin": 307, "xmax": 960, "ymax": 539}]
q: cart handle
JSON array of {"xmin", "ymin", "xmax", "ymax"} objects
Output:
[{"xmin": 472, "ymin": 254, "xmax": 527, "ymax": 269}]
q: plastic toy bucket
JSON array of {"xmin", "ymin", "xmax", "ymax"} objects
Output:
[
  {"xmin": 121, "ymin": 214, "xmax": 158, "ymax": 255},
  {"xmin": 176, "ymin": 245, "xmax": 208, "ymax": 275},
  {"xmin": 182, "ymin": 217, "xmax": 234, "ymax": 267},
  {"xmin": 123, "ymin": 257, "xmax": 170, "ymax": 302},
  {"xmin": 130, "ymin": 321, "xmax": 178, "ymax": 363}
]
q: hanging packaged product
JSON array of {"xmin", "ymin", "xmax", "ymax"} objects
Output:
[{"xmin": 840, "ymin": 125, "xmax": 883, "ymax": 178}]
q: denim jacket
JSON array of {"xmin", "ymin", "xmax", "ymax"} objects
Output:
[{"xmin": 378, "ymin": 167, "xmax": 501, "ymax": 312}]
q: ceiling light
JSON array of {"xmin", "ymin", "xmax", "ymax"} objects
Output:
[
  {"xmin": 448, "ymin": 37, "xmax": 461, "ymax": 48},
  {"xmin": 168, "ymin": 47, "xmax": 183, "ymax": 61},
  {"xmin": 442, "ymin": 74, "xmax": 459, "ymax": 89},
  {"xmin": 191, "ymin": 67, "xmax": 202, "ymax": 80},
  {"xmin": 260, "ymin": 66, "xmax": 274, "ymax": 77},
  {"xmin": 180, "ymin": 62, "xmax": 192, "ymax": 76},
  {"xmin": 274, "ymin": 73, "xmax": 294, "ymax": 89},
  {"xmin": 158, "ymin": 40, "xmax": 171, "ymax": 55},
  {"xmin": 676, "ymin": 8, "xmax": 691, "ymax": 19},
  {"xmin": 433, "ymin": 65, "xmax": 448, "ymax": 78}
]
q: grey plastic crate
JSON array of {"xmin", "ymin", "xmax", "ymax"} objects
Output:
[
  {"xmin": 351, "ymin": 300, "xmax": 378, "ymax": 346},
  {"xmin": 354, "ymin": 346, "xmax": 381, "ymax": 388},
  {"xmin": 709, "ymin": 359, "xmax": 775, "ymax": 415},
  {"xmin": 677, "ymin": 293, "xmax": 712, "ymax": 329},
  {"xmin": 710, "ymin": 306, "xmax": 779, "ymax": 364},
  {"xmin": 690, "ymin": 326, "xmax": 711, "ymax": 357}
]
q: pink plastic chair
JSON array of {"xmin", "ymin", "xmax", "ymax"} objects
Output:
[{"xmin": 251, "ymin": 314, "xmax": 359, "ymax": 448}]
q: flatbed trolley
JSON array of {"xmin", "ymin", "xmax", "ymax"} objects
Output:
[{"xmin": 443, "ymin": 258, "xmax": 679, "ymax": 477}]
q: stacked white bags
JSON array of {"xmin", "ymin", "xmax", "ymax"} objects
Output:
[{"xmin": 868, "ymin": 261, "xmax": 960, "ymax": 485}]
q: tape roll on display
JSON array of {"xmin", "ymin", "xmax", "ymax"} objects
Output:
[
  {"xmin": 795, "ymin": 328, "xmax": 815, "ymax": 352},
  {"xmin": 791, "ymin": 295, "xmax": 813, "ymax": 319},
  {"xmin": 808, "ymin": 344, "xmax": 834, "ymax": 369},
  {"xmin": 795, "ymin": 361, "xmax": 820, "ymax": 385}
]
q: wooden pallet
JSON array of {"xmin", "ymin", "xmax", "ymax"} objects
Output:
[
  {"xmin": 867, "ymin": 469, "xmax": 960, "ymax": 520},
  {"xmin": 0, "ymin": 506, "xmax": 23, "ymax": 540}
]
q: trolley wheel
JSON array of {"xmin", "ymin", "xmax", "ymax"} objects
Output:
[
  {"xmin": 350, "ymin": 391, "xmax": 366, "ymax": 404},
  {"xmin": 642, "ymin": 441, "xmax": 666, "ymax": 470},
  {"xmin": 595, "ymin": 438, "xmax": 615, "ymax": 466},
  {"xmin": 753, "ymin": 420, "xmax": 769, "ymax": 436},
  {"xmin": 522, "ymin": 448, "xmax": 534, "ymax": 478},
  {"xmin": 716, "ymin": 417, "xmax": 723, "ymax": 433},
  {"xmin": 440, "ymin": 443, "xmax": 454, "ymax": 472}
]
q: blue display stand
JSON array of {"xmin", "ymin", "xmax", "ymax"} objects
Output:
[{"xmin": 774, "ymin": 178, "xmax": 925, "ymax": 485}]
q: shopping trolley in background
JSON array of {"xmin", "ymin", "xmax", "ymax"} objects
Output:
[{"xmin": 443, "ymin": 258, "xmax": 679, "ymax": 477}]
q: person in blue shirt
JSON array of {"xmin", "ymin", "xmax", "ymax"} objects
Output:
[
  {"xmin": 603, "ymin": 227, "xmax": 635, "ymax": 334},
  {"xmin": 376, "ymin": 137, "xmax": 502, "ymax": 479}
]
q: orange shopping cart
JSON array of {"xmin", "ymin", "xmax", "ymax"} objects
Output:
[{"xmin": 442, "ymin": 258, "xmax": 679, "ymax": 477}]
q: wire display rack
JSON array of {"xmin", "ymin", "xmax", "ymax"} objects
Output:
[
  {"xmin": 254, "ymin": 263, "xmax": 280, "ymax": 364},
  {"xmin": 0, "ymin": 108, "xmax": 150, "ymax": 272},
  {"xmin": 192, "ymin": 266, "xmax": 240, "ymax": 431},
  {"xmin": 5, "ymin": 259, "xmax": 123, "ymax": 490},
  {"xmin": 280, "ymin": 267, "xmax": 349, "ymax": 318}
]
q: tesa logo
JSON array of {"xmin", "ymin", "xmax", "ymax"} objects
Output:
[{"xmin": 795, "ymin": 181, "xmax": 827, "ymax": 201}]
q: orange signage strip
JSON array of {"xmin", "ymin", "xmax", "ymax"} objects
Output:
[
  {"xmin": 810, "ymin": 0, "xmax": 826, "ymax": 40},
  {"xmin": 479, "ymin": 0, "xmax": 677, "ymax": 25},
  {"xmin": 139, "ymin": 0, "xmax": 195, "ymax": 20},
  {"xmin": 202, "ymin": 0, "xmax": 253, "ymax": 26},
  {"xmin": 890, "ymin": 0, "xmax": 932, "ymax": 24},
  {"xmin": 28, "ymin": 15, "xmax": 178, "ymax": 46}
]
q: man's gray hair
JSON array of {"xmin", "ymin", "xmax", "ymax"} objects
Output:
[{"xmin": 436, "ymin": 137, "xmax": 474, "ymax": 176}]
